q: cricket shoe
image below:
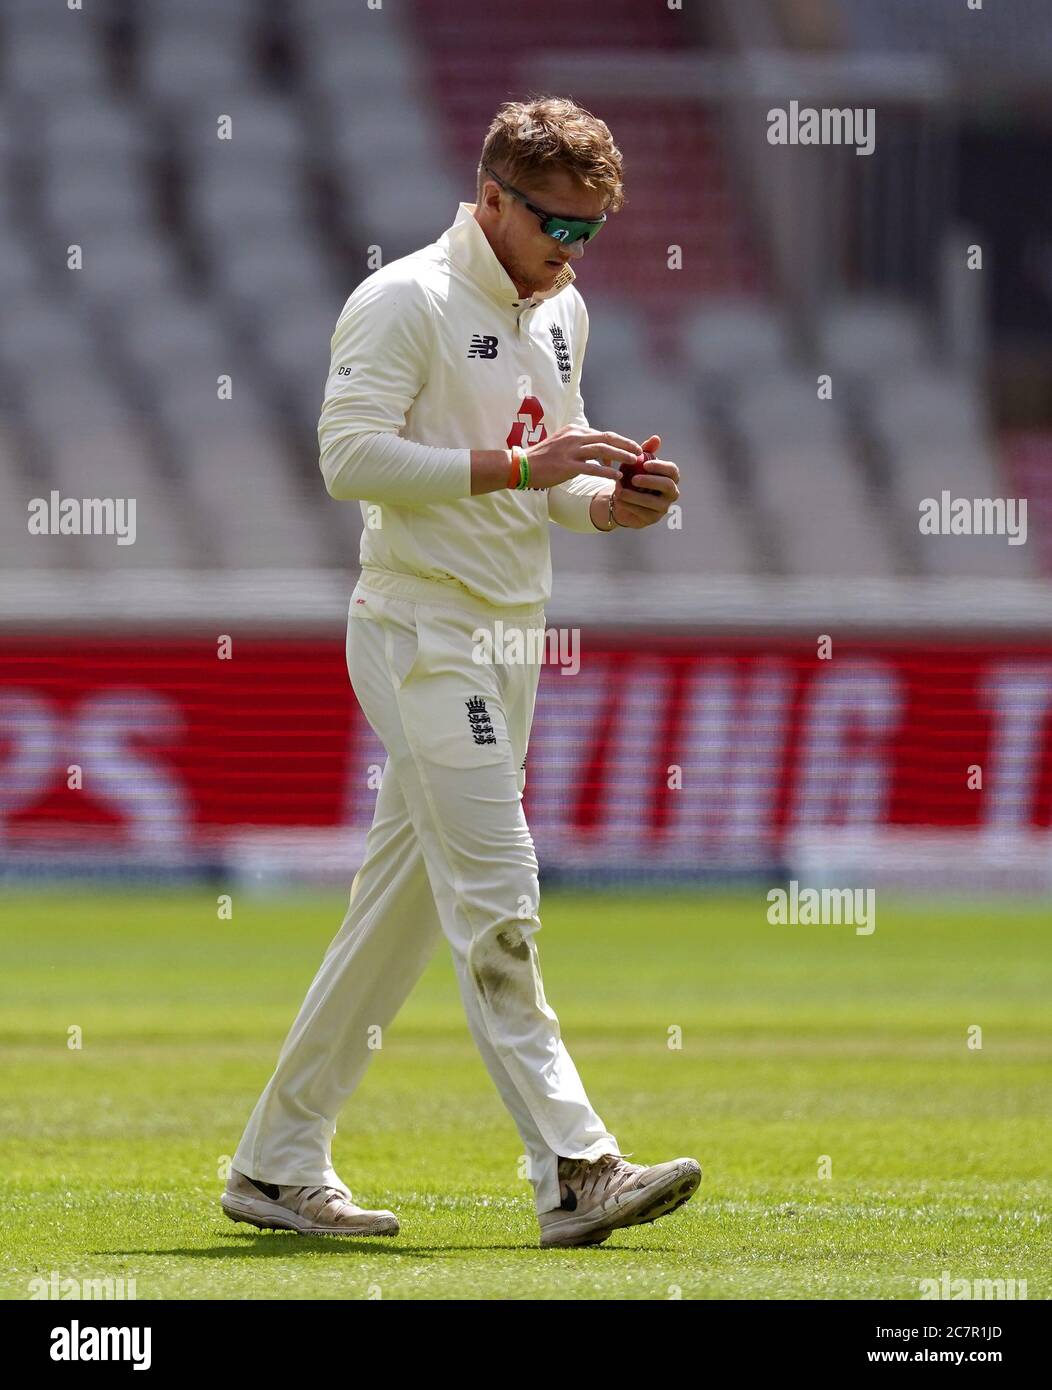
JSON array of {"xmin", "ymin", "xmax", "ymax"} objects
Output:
[
  {"xmin": 538, "ymin": 1152, "xmax": 701, "ymax": 1248},
  {"xmin": 221, "ymin": 1169, "xmax": 399, "ymax": 1237}
]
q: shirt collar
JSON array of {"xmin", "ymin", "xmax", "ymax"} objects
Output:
[{"xmin": 439, "ymin": 202, "xmax": 576, "ymax": 309}]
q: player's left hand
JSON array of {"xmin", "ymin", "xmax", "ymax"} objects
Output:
[{"xmin": 611, "ymin": 434, "xmax": 679, "ymax": 529}]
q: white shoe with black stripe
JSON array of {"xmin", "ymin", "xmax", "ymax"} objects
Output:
[
  {"xmin": 221, "ymin": 1169, "xmax": 399, "ymax": 1236},
  {"xmin": 538, "ymin": 1153, "xmax": 701, "ymax": 1248}
]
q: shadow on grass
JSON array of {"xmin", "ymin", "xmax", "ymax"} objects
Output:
[{"xmin": 100, "ymin": 1233, "xmax": 673, "ymax": 1257}]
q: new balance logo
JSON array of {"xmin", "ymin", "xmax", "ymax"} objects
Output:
[
  {"xmin": 549, "ymin": 324, "xmax": 572, "ymax": 383},
  {"xmin": 467, "ymin": 334, "xmax": 499, "ymax": 359},
  {"xmin": 465, "ymin": 696, "xmax": 497, "ymax": 745}
]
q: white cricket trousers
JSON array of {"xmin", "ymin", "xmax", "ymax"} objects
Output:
[{"xmin": 233, "ymin": 571, "xmax": 620, "ymax": 1214}]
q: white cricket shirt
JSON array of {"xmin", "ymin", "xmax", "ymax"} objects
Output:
[{"xmin": 318, "ymin": 201, "xmax": 612, "ymax": 609}]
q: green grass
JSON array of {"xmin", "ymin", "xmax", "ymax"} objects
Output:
[{"xmin": 2, "ymin": 889, "xmax": 1050, "ymax": 1300}]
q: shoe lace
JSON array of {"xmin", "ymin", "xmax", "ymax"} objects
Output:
[{"xmin": 562, "ymin": 1153, "xmax": 637, "ymax": 1202}]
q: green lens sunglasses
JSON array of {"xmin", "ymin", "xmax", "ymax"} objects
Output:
[{"xmin": 481, "ymin": 163, "xmax": 607, "ymax": 245}]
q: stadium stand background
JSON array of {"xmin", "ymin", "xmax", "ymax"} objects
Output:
[
  {"xmin": 2, "ymin": 0, "xmax": 1051, "ymax": 889},
  {"xmin": 1, "ymin": 0, "xmax": 1048, "ymax": 582}
]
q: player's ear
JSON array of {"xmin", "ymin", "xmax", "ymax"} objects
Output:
[{"xmin": 477, "ymin": 173, "xmax": 503, "ymax": 217}]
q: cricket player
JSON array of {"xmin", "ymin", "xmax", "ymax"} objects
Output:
[{"xmin": 222, "ymin": 96, "xmax": 701, "ymax": 1248}]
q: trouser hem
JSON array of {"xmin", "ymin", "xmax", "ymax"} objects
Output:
[{"xmin": 231, "ymin": 1155, "xmax": 342, "ymax": 1190}]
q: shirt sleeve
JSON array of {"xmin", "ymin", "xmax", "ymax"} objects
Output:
[
  {"xmin": 318, "ymin": 273, "xmax": 472, "ymax": 504},
  {"xmin": 547, "ymin": 300, "xmax": 614, "ymax": 533}
]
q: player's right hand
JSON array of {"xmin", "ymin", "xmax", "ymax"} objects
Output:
[{"xmin": 525, "ymin": 426, "xmax": 640, "ymax": 489}]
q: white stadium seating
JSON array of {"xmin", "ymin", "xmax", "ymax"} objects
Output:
[{"xmin": 0, "ymin": 2, "xmax": 1036, "ymax": 583}]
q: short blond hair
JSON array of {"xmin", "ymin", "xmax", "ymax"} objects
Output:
[{"xmin": 477, "ymin": 95, "xmax": 625, "ymax": 212}]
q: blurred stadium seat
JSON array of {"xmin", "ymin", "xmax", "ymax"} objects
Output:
[
  {"xmin": 1, "ymin": 0, "xmax": 1049, "ymax": 894},
  {"xmin": 0, "ymin": 0, "xmax": 1040, "ymax": 583}
]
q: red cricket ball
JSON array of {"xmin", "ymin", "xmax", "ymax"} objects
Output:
[{"xmin": 620, "ymin": 448, "xmax": 657, "ymax": 492}]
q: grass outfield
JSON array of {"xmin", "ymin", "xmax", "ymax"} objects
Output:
[{"xmin": 2, "ymin": 889, "xmax": 1049, "ymax": 1301}]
